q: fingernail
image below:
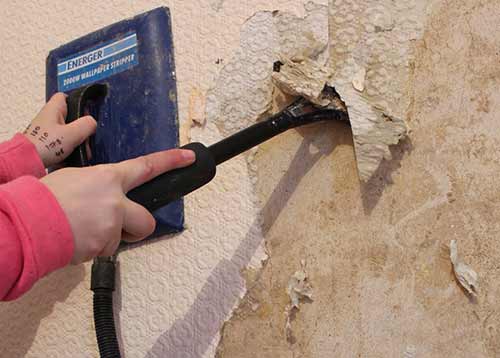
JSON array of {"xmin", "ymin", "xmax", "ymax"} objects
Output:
[{"xmin": 181, "ymin": 149, "xmax": 196, "ymax": 162}]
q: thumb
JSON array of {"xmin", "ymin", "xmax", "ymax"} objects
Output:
[{"xmin": 64, "ymin": 115, "xmax": 97, "ymax": 147}]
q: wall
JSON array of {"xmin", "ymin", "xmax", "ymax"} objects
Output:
[
  {"xmin": 1, "ymin": 1, "xmax": 500, "ymax": 358},
  {"xmin": 217, "ymin": 1, "xmax": 500, "ymax": 357}
]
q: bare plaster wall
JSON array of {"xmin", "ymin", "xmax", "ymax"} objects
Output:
[
  {"xmin": 1, "ymin": 0, "xmax": 500, "ymax": 358},
  {"xmin": 216, "ymin": 0, "xmax": 500, "ymax": 357}
]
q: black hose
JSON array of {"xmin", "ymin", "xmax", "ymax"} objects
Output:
[{"xmin": 91, "ymin": 257, "xmax": 121, "ymax": 358}]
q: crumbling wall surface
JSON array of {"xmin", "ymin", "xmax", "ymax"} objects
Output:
[{"xmin": 216, "ymin": 0, "xmax": 500, "ymax": 357}]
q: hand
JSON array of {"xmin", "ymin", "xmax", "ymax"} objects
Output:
[
  {"xmin": 41, "ymin": 149, "xmax": 196, "ymax": 264},
  {"xmin": 24, "ymin": 93, "xmax": 96, "ymax": 167}
]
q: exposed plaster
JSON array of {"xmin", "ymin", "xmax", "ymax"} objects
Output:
[
  {"xmin": 205, "ymin": 3, "xmax": 329, "ymax": 351},
  {"xmin": 189, "ymin": 87, "xmax": 207, "ymax": 126},
  {"xmin": 215, "ymin": 0, "xmax": 500, "ymax": 356}
]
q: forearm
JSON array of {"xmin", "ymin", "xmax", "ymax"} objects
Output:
[
  {"xmin": 0, "ymin": 176, "xmax": 73, "ymax": 301},
  {"xmin": 0, "ymin": 134, "xmax": 45, "ymax": 183}
]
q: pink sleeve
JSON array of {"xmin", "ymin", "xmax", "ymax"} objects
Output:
[
  {"xmin": 0, "ymin": 176, "xmax": 74, "ymax": 301},
  {"xmin": 0, "ymin": 134, "xmax": 46, "ymax": 183}
]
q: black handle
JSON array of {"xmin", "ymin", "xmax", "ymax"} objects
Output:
[
  {"xmin": 64, "ymin": 84, "xmax": 108, "ymax": 167},
  {"xmin": 127, "ymin": 142, "xmax": 217, "ymax": 212}
]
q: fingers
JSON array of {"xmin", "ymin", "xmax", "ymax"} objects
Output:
[
  {"xmin": 38, "ymin": 92, "xmax": 68, "ymax": 124},
  {"xmin": 98, "ymin": 200, "xmax": 155, "ymax": 255},
  {"xmin": 64, "ymin": 115, "xmax": 97, "ymax": 146},
  {"xmin": 98, "ymin": 236, "xmax": 121, "ymax": 257},
  {"xmin": 115, "ymin": 149, "xmax": 196, "ymax": 192},
  {"xmin": 122, "ymin": 199, "xmax": 156, "ymax": 241},
  {"xmin": 122, "ymin": 232, "xmax": 145, "ymax": 243}
]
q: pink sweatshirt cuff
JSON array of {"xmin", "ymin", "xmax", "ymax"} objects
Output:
[
  {"xmin": 0, "ymin": 176, "xmax": 74, "ymax": 299},
  {"xmin": 0, "ymin": 134, "xmax": 46, "ymax": 181}
]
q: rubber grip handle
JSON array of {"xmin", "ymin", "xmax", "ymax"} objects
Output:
[{"xmin": 127, "ymin": 142, "xmax": 217, "ymax": 212}]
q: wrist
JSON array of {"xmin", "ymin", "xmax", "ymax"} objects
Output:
[
  {"xmin": 0, "ymin": 177, "xmax": 74, "ymax": 280},
  {"xmin": 22, "ymin": 131, "xmax": 49, "ymax": 167},
  {"xmin": 0, "ymin": 134, "xmax": 46, "ymax": 179}
]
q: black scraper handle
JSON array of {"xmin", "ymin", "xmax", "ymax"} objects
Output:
[
  {"xmin": 64, "ymin": 84, "xmax": 108, "ymax": 167},
  {"xmin": 127, "ymin": 142, "xmax": 217, "ymax": 212}
]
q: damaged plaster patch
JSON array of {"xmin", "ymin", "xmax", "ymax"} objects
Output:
[
  {"xmin": 272, "ymin": 55, "xmax": 407, "ymax": 182},
  {"xmin": 181, "ymin": 88, "xmax": 207, "ymax": 144},
  {"xmin": 450, "ymin": 240, "xmax": 479, "ymax": 297},
  {"xmin": 189, "ymin": 87, "xmax": 207, "ymax": 126},
  {"xmin": 205, "ymin": 2, "xmax": 328, "ymax": 137},
  {"xmin": 285, "ymin": 260, "xmax": 313, "ymax": 343},
  {"xmin": 207, "ymin": 0, "xmax": 413, "ymax": 182}
]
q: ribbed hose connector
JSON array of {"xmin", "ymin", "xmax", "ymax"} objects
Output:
[{"xmin": 91, "ymin": 257, "xmax": 121, "ymax": 358}]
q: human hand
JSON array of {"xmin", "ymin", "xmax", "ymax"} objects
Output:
[
  {"xmin": 24, "ymin": 93, "xmax": 96, "ymax": 167},
  {"xmin": 41, "ymin": 149, "xmax": 196, "ymax": 264}
]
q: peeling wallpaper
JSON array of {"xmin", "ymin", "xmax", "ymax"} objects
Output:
[
  {"xmin": 206, "ymin": 2, "xmax": 328, "ymax": 137},
  {"xmin": 328, "ymin": 0, "xmax": 426, "ymax": 181}
]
